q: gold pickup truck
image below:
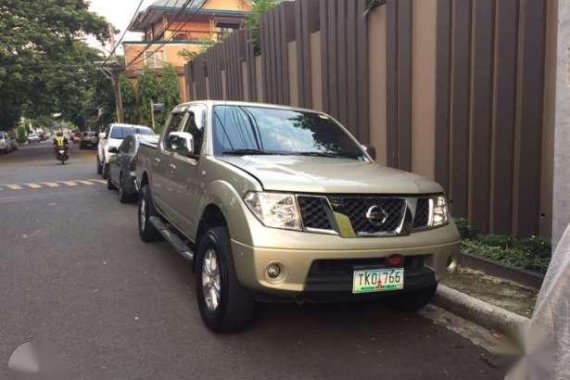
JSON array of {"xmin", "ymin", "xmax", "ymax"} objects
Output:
[{"xmin": 136, "ymin": 101, "xmax": 461, "ymax": 333}]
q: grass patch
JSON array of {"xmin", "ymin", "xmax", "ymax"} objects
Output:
[{"xmin": 456, "ymin": 219, "xmax": 552, "ymax": 274}]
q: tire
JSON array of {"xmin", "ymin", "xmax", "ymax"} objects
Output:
[
  {"xmin": 138, "ymin": 185, "xmax": 163, "ymax": 242},
  {"xmin": 102, "ymin": 163, "xmax": 109, "ymax": 179},
  {"xmin": 107, "ymin": 175, "xmax": 116, "ymax": 190},
  {"xmin": 196, "ymin": 226, "xmax": 256, "ymax": 333},
  {"xmin": 118, "ymin": 173, "xmax": 130, "ymax": 203},
  {"xmin": 391, "ymin": 284, "xmax": 438, "ymax": 312},
  {"xmin": 96, "ymin": 156, "xmax": 103, "ymax": 175}
]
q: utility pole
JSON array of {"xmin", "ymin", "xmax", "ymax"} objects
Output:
[
  {"xmin": 150, "ymin": 99, "xmax": 156, "ymax": 130},
  {"xmin": 101, "ymin": 23, "xmax": 125, "ymax": 123}
]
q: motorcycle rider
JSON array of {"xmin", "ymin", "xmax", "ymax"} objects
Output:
[{"xmin": 53, "ymin": 131, "xmax": 69, "ymax": 160}]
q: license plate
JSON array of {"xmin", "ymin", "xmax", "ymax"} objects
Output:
[{"xmin": 352, "ymin": 268, "xmax": 404, "ymax": 294}]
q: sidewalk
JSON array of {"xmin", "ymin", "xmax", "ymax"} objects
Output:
[{"xmin": 434, "ymin": 266, "xmax": 538, "ymax": 340}]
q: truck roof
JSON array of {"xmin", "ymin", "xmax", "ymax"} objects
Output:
[{"xmin": 173, "ymin": 100, "xmax": 324, "ymax": 115}]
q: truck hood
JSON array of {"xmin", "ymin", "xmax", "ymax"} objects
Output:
[{"xmin": 219, "ymin": 156, "xmax": 443, "ymax": 194}]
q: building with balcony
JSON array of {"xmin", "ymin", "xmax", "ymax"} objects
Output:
[{"xmin": 123, "ymin": 0, "xmax": 251, "ymax": 102}]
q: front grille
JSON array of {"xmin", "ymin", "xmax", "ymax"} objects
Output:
[
  {"xmin": 329, "ymin": 196, "xmax": 406, "ymax": 234},
  {"xmin": 298, "ymin": 196, "xmax": 332, "ymax": 230},
  {"xmin": 413, "ymin": 198, "xmax": 430, "ymax": 229},
  {"xmin": 297, "ymin": 195, "xmax": 436, "ymax": 237}
]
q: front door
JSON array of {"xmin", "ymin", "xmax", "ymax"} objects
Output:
[
  {"xmin": 170, "ymin": 105, "xmax": 207, "ymax": 240},
  {"xmin": 152, "ymin": 111, "xmax": 188, "ymax": 226}
]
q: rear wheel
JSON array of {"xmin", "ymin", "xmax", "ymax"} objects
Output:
[
  {"xmin": 107, "ymin": 175, "xmax": 116, "ymax": 190},
  {"xmin": 196, "ymin": 227, "xmax": 256, "ymax": 333},
  {"xmin": 138, "ymin": 185, "xmax": 163, "ymax": 242}
]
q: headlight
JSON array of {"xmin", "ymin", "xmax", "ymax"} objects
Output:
[
  {"xmin": 430, "ymin": 195, "xmax": 449, "ymax": 228},
  {"xmin": 244, "ymin": 192, "xmax": 302, "ymax": 231}
]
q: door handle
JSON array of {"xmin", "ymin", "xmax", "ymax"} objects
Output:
[{"xmin": 153, "ymin": 157, "xmax": 160, "ymax": 166}]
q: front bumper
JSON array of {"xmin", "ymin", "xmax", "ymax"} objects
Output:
[{"xmin": 231, "ymin": 236, "xmax": 460, "ymax": 297}]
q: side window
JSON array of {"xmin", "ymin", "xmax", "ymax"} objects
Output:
[
  {"xmin": 182, "ymin": 106, "xmax": 206, "ymax": 155},
  {"xmin": 163, "ymin": 112, "xmax": 187, "ymax": 151},
  {"xmin": 119, "ymin": 138, "xmax": 131, "ymax": 153}
]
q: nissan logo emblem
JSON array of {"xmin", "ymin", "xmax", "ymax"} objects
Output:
[{"xmin": 366, "ymin": 205, "xmax": 389, "ymax": 227}]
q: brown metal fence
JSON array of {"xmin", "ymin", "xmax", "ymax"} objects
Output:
[{"xmin": 185, "ymin": 0, "xmax": 556, "ymax": 239}]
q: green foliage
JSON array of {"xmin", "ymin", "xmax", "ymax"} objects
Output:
[
  {"xmin": 17, "ymin": 126, "xmax": 27, "ymax": 143},
  {"xmin": 477, "ymin": 234, "xmax": 512, "ymax": 249},
  {"xmin": 120, "ymin": 75, "xmax": 139, "ymax": 124},
  {"xmin": 457, "ymin": 218, "xmax": 552, "ymax": 273},
  {"xmin": 245, "ymin": 0, "xmax": 280, "ymax": 54},
  {"xmin": 158, "ymin": 65, "xmax": 181, "ymax": 131},
  {"xmin": 455, "ymin": 218, "xmax": 477, "ymax": 240},
  {"xmin": 178, "ymin": 39, "xmax": 218, "ymax": 62},
  {"xmin": 366, "ymin": 0, "xmax": 386, "ymax": 12},
  {"xmin": 0, "ymin": 0, "xmax": 110, "ymax": 130},
  {"xmin": 137, "ymin": 67, "xmax": 161, "ymax": 128},
  {"xmin": 462, "ymin": 239, "xmax": 551, "ymax": 274}
]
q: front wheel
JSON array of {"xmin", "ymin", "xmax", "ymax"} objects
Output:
[
  {"xmin": 118, "ymin": 174, "xmax": 131, "ymax": 203},
  {"xmin": 102, "ymin": 163, "xmax": 109, "ymax": 179},
  {"xmin": 196, "ymin": 227, "xmax": 256, "ymax": 333},
  {"xmin": 96, "ymin": 156, "xmax": 103, "ymax": 175}
]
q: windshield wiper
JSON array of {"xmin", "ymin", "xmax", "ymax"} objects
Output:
[
  {"xmin": 296, "ymin": 151, "xmax": 360, "ymax": 159},
  {"xmin": 223, "ymin": 149, "xmax": 278, "ymax": 156}
]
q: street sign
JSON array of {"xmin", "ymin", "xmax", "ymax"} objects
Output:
[{"xmin": 152, "ymin": 103, "xmax": 165, "ymax": 112}]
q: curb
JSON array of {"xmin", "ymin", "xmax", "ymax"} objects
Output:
[
  {"xmin": 433, "ymin": 284, "xmax": 529, "ymax": 338},
  {"xmin": 459, "ymin": 252, "xmax": 544, "ymax": 289}
]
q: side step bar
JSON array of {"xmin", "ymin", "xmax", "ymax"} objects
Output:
[{"xmin": 149, "ymin": 216, "xmax": 194, "ymax": 262}]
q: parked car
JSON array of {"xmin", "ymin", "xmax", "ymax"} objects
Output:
[
  {"xmin": 97, "ymin": 123, "xmax": 154, "ymax": 179},
  {"xmin": 80, "ymin": 131, "xmax": 98, "ymax": 150},
  {"xmin": 0, "ymin": 131, "xmax": 13, "ymax": 154},
  {"xmin": 107, "ymin": 134, "xmax": 159, "ymax": 203},
  {"xmin": 27, "ymin": 133, "xmax": 40, "ymax": 144},
  {"xmin": 10, "ymin": 137, "xmax": 19, "ymax": 151},
  {"xmin": 73, "ymin": 132, "xmax": 82, "ymax": 144},
  {"xmin": 136, "ymin": 101, "xmax": 461, "ymax": 333}
]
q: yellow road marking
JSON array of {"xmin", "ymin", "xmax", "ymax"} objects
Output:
[
  {"xmin": 6, "ymin": 184, "xmax": 23, "ymax": 190},
  {"xmin": 26, "ymin": 183, "xmax": 42, "ymax": 189},
  {"xmin": 60, "ymin": 181, "xmax": 78, "ymax": 187},
  {"xmin": 42, "ymin": 182, "xmax": 60, "ymax": 188},
  {"xmin": 77, "ymin": 180, "xmax": 94, "ymax": 186}
]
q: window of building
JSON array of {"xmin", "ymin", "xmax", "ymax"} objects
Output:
[
  {"xmin": 173, "ymin": 32, "xmax": 187, "ymax": 41},
  {"xmin": 144, "ymin": 50, "xmax": 165, "ymax": 68}
]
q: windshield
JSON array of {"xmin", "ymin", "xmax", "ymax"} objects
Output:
[
  {"xmin": 110, "ymin": 126, "xmax": 153, "ymax": 139},
  {"xmin": 212, "ymin": 105, "xmax": 366, "ymax": 160}
]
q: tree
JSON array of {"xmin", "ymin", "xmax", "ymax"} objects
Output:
[
  {"xmin": 137, "ymin": 67, "xmax": 160, "ymax": 129},
  {"xmin": 0, "ymin": 0, "xmax": 110, "ymax": 130},
  {"xmin": 245, "ymin": 0, "xmax": 280, "ymax": 53},
  {"xmin": 120, "ymin": 75, "xmax": 139, "ymax": 124},
  {"xmin": 158, "ymin": 65, "xmax": 180, "ymax": 130}
]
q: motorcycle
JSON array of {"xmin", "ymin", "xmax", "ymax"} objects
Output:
[{"xmin": 55, "ymin": 146, "xmax": 69, "ymax": 165}]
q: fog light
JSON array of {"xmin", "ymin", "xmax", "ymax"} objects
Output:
[
  {"xmin": 267, "ymin": 264, "xmax": 281, "ymax": 279},
  {"xmin": 446, "ymin": 256, "xmax": 458, "ymax": 273}
]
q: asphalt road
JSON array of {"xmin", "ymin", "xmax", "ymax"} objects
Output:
[{"xmin": 0, "ymin": 144, "xmax": 505, "ymax": 380}]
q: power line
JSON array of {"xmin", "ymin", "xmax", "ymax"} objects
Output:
[
  {"xmin": 101, "ymin": 0, "xmax": 146, "ymax": 66},
  {"xmin": 124, "ymin": 0, "xmax": 193, "ymax": 70},
  {"xmin": 126, "ymin": 0, "xmax": 208, "ymax": 70}
]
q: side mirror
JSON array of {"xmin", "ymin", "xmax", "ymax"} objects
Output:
[
  {"xmin": 363, "ymin": 144, "xmax": 377, "ymax": 161},
  {"xmin": 98, "ymin": 132, "xmax": 106, "ymax": 140},
  {"xmin": 168, "ymin": 132, "xmax": 195, "ymax": 157}
]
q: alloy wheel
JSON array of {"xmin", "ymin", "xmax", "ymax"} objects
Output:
[{"xmin": 202, "ymin": 249, "xmax": 221, "ymax": 312}]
